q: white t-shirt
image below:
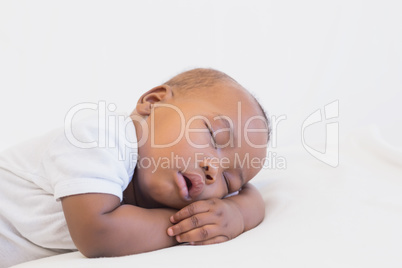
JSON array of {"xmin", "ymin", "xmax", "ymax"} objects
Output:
[{"xmin": 0, "ymin": 111, "xmax": 138, "ymax": 267}]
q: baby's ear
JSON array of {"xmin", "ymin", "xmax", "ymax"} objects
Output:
[{"xmin": 136, "ymin": 85, "xmax": 173, "ymax": 116}]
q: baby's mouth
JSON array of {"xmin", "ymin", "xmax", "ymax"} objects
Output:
[
  {"xmin": 182, "ymin": 172, "xmax": 205, "ymax": 199},
  {"xmin": 176, "ymin": 171, "xmax": 204, "ymax": 201},
  {"xmin": 183, "ymin": 175, "xmax": 193, "ymax": 191}
]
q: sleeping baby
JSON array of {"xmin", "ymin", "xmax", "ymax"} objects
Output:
[{"xmin": 0, "ymin": 68, "xmax": 270, "ymax": 267}]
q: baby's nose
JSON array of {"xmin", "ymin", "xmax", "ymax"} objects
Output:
[{"xmin": 200, "ymin": 158, "xmax": 219, "ymax": 185}]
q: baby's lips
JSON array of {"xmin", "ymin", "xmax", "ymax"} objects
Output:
[
  {"xmin": 184, "ymin": 172, "xmax": 205, "ymax": 199},
  {"xmin": 176, "ymin": 172, "xmax": 190, "ymax": 201}
]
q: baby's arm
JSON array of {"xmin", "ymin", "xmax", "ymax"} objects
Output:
[
  {"xmin": 168, "ymin": 183, "xmax": 265, "ymax": 244},
  {"xmin": 61, "ymin": 193, "xmax": 178, "ymax": 258}
]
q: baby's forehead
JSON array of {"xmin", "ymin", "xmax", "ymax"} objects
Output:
[{"xmin": 175, "ymin": 81, "xmax": 269, "ymax": 140}]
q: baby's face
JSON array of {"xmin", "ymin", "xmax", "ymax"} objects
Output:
[{"xmin": 133, "ymin": 83, "xmax": 268, "ymax": 209}]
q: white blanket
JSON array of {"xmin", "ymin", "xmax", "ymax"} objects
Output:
[{"xmin": 11, "ymin": 126, "xmax": 402, "ymax": 268}]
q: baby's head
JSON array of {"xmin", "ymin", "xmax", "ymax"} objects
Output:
[{"xmin": 130, "ymin": 68, "xmax": 269, "ymax": 209}]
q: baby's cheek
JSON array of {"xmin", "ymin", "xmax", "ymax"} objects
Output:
[
  {"xmin": 186, "ymin": 132, "xmax": 211, "ymax": 148},
  {"xmin": 203, "ymin": 183, "xmax": 226, "ymax": 200}
]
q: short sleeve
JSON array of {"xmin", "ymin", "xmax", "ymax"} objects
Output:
[{"xmin": 42, "ymin": 111, "xmax": 137, "ymax": 201}]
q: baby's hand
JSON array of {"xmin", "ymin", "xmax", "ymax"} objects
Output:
[{"xmin": 167, "ymin": 198, "xmax": 244, "ymax": 245}]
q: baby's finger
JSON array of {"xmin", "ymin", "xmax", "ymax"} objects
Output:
[
  {"xmin": 170, "ymin": 200, "xmax": 211, "ymax": 223},
  {"xmin": 167, "ymin": 212, "xmax": 211, "ymax": 237},
  {"xmin": 190, "ymin": 235, "xmax": 229, "ymax": 245},
  {"xmin": 174, "ymin": 225, "xmax": 222, "ymax": 243}
]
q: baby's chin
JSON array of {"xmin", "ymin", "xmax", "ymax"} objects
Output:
[{"xmin": 146, "ymin": 188, "xmax": 189, "ymax": 210}]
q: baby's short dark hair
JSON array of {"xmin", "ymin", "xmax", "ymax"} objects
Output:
[
  {"xmin": 164, "ymin": 68, "xmax": 271, "ymax": 142},
  {"xmin": 164, "ymin": 68, "xmax": 236, "ymax": 92}
]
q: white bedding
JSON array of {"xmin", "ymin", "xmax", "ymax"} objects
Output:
[{"xmin": 11, "ymin": 126, "xmax": 402, "ymax": 268}]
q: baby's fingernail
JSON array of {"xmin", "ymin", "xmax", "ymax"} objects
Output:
[
  {"xmin": 167, "ymin": 228, "xmax": 174, "ymax": 236},
  {"xmin": 176, "ymin": 236, "xmax": 181, "ymax": 242},
  {"xmin": 170, "ymin": 216, "xmax": 175, "ymax": 223}
]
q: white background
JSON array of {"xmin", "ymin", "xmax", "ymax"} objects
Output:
[
  {"xmin": 0, "ymin": 0, "xmax": 401, "ymax": 156},
  {"xmin": 1, "ymin": 2, "xmax": 402, "ymax": 267}
]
